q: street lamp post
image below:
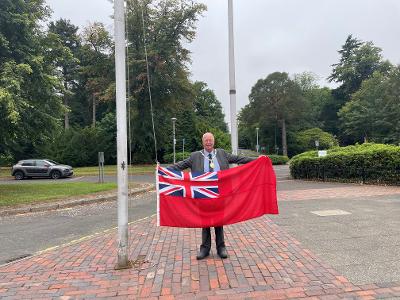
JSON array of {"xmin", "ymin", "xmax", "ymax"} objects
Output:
[
  {"xmin": 256, "ymin": 127, "xmax": 259, "ymax": 153},
  {"xmin": 182, "ymin": 138, "xmax": 185, "ymax": 159},
  {"xmin": 171, "ymin": 117, "xmax": 177, "ymax": 164}
]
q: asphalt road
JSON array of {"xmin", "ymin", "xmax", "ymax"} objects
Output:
[
  {"xmin": 2, "ymin": 165, "xmax": 399, "ymax": 286},
  {"xmin": 0, "ymin": 174, "xmax": 154, "ymax": 184},
  {"xmin": 0, "ymin": 191, "xmax": 158, "ymax": 265}
]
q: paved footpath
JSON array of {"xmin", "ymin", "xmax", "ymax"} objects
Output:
[{"xmin": 1, "ymin": 181, "xmax": 400, "ymax": 299}]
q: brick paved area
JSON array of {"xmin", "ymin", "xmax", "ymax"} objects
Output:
[
  {"xmin": 1, "ymin": 209, "xmax": 400, "ymax": 299},
  {"xmin": 278, "ymin": 184, "xmax": 400, "ymax": 201}
]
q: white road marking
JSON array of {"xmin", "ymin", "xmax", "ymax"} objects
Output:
[
  {"xmin": 67, "ymin": 176, "xmax": 84, "ymax": 181},
  {"xmin": 311, "ymin": 209, "xmax": 352, "ymax": 216}
]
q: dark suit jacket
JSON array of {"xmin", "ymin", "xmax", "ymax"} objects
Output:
[{"xmin": 172, "ymin": 148, "xmax": 255, "ymax": 172}]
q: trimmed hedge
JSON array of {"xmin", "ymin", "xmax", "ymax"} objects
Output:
[
  {"xmin": 164, "ymin": 150, "xmax": 289, "ymax": 165},
  {"xmin": 238, "ymin": 149, "xmax": 288, "ymax": 165},
  {"xmin": 163, "ymin": 152, "xmax": 192, "ymax": 163},
  {"xmin": 290, "ymin": 143, "xmax": 400, "ymax": 185},
  {"xmin": 268, "ymin": 155, "xmax": 289, "ymax": 165}
]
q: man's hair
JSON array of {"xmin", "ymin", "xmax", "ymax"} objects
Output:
[{"xmin": 202, "ymin": 132, "xmax": 214, "ymax": 141}]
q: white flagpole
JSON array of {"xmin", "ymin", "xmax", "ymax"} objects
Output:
[
  {"xmin": 228, "ymin": 0, "xmax": 238, "ymax": 155},
  {"xmin": 156, "ymin": 163, "xmax": 160, "ymax": 226},
  {"xmin": 114, "ymin": 0, "xmax": 129, "ymax": 269}
]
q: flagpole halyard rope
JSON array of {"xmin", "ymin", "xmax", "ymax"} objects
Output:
[
  {"xmin": 139, "ymin": 3, "xmax": 159, "ymax": 267},
  {"xmin": 141, "ymin": 4, "xmax": 158, "ymax": 163}
]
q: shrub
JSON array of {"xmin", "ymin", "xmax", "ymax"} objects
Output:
[
  {"xmin": 0, "ymin": 152, "xmax": 14, "ymax": 166},
  {"xmin": 291, "ymin": 128, "xmax": 338, "ymax": 155},
  {"xmin": 39, "ymin": 119, "xmax": 117, "ymax": 167},
  {"xmin": 290, "ymin": 143, "xmax": 400, "ymax": 185},
  {"xmin": 163, "ymin": 152, "xmax": 192, "ymax": 164},
  {"xmin": 268, "ymin": 155, "xmax": 289, "ymax": 165},
  {"xmin": 238, "ymin": 150, "xmax": 288, "ymax": 165}
]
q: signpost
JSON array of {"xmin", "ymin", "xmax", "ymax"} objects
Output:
[{"xmin": 98, "ymin": 152, "xmax": 104, "ymax": 183}]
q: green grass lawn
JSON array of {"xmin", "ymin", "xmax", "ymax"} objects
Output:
[
  {"xmin": 74, "ymin": 164, "xmax": 156, "ymax": 176},
  {"xmin": 0, "ymin": 182, "xmax": 120, "ymax": 207},
  {"xmin": 0, "ymin": 167, "xmax": 12, "ymax": 179}
]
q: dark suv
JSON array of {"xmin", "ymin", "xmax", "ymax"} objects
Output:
[{"xmin": 12, "ymin": 159, "xmax": 74, "ymax": 180}]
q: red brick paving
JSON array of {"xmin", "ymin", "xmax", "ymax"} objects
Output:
[
  {"xmin": 1, "ymin": 187, "xmax": 400, "ymax": 299},
  {"xmin": 278, "ymin": 185, "xmax": 400, "ymax": 201}
]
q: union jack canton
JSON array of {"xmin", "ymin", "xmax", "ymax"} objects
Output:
[{"xmin": 158, "ymin": 166, "xmax": 219, "ymax": 199}]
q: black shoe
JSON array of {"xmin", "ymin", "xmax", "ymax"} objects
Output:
[
  {"xmin": 217, "ymin": 247, "xmax": 228, "ymax": 259},
  {"xmin": 196, "ymin": 249, "xmax": 209, "ymax": 260}
]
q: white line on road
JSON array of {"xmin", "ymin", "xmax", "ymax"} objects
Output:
[{"xmin": 67, "ymin": 176, "xmax": 84, "ymax": 181}]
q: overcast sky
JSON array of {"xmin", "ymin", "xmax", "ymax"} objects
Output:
[{"xmin": 47, "ymin": 0, "xmax": 400, "ymax": 126}]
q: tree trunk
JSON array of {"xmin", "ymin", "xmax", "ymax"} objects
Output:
[
  {"xmin": 63, "ymin": 79, "xmax": 69, "ymax": 129},
  {"xmin": 64, "ymin": 95, "xmax": 69, "ymax": 129},
  {"xmin": 281, "ymin": 118, "xmax": 287, "ymax": 156},
  {"xmin": 92, "ymin": 95, "xmax": 96, "ymax": 127}
]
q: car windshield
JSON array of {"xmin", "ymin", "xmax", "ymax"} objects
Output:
[{"xmin": 46, "ymin": 160, "xmax": 59, "ymax": 165}]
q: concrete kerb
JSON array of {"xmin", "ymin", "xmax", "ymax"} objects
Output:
[
  {"xmin": 0, "ymin": 183, "xmax": 155, "ymax": 217},
  {"xmin": 0, "ymin": 213, "xmax": 156, "ymax": 268}
]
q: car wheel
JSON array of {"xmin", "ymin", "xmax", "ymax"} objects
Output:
[
  {"xmin": 14, "ymin": 171, "xmax": 24, "ymax": 180},
  {"xmin": 50, "ymin": 170, "xmax": 61, "ymax": 180}
]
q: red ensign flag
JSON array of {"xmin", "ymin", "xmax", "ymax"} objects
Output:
[{"xmin": 157, "ymin": 156, "xmax": 278, "ymax": 228}]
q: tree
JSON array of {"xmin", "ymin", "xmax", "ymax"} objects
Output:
[
  {"xmin": 0, "ymin": 0, "xmax": 65, "ymax": 161},
  {"xmin": 328, "ymin": 35, "xmax": 391, "ymax": 98},
  {"xmin": 193, "ymin": 81, "xmax": 228, "ymax": 132},
  {"xmin": 292, "ymin": 128, "xmax": 338, "ymax": 154},
  {"xmin": 294, "ymin": 72, "xmax": 333, "ymax": 129},
  {"xmin": 325, "ymin": 35, "xmax": 392, "ymax": 137},
  {"xmin": 247, "ymin": 72, "xmax": 305, "ymax": 156},
  {"xmin": 125, "ymin": 0, "xmax": 206, "ymax": 162},
  {"xmin": 48, "ymin": 19, "xmax": 81, "ymax": 129},
  {"xmin": 79, "ymin": 22, "xmax": 114, "ymax": 127},
  {"xmin": 338, "ymin": 68, "xmax": 400, "ymax": 144}
]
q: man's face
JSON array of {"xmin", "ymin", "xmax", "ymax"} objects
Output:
[{"xmin": 202, "ymin": 133, "xmax": 215, "ymax": 153}]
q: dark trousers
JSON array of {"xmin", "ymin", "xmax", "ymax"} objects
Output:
[{"xmin": 200, "ymin": 226, "xmax": 225, "ymax": 252}]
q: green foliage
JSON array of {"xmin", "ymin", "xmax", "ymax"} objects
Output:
[
  {"xmin": 0, "ymin": 0, "xmax": 231, "ymax": 165},
  {"xmin": 196, "ymin": 122, "xmax": 231, "ymax": 152},
  {"xmin": 39, "ymin": 113, "xmax": 117, "ymax": 166},
  {"xmin": 48, "ymin": 18, "xmax": 81, "ymax": 128},
  {"xmin": 325, "ymin": 35, "xmax": 393, "ymax": 138},
  {"xmin": 267, "ymin": 155, "xmax": 289, "ymax": 165},
  {"xmin": 193, "ymin": 81, "xmax": 228, "ymax": 132},
  {"xmin": 126, "ymin": 0, "xmax": 206, "ymax": 162},
  {"xmin": 0, "ymin": 152, "xmax": 13, "ymax": 166},
  {"xmin": 0, "ymin": 0, "xmax": 65, "ymax": 161},
  {"xmin": 239, "ymin": 72, "xmax": 305, "ymax": 156},
  {"xmin": 78, "ymin": 22, "xmax": 114, "ymax": 126},
  {"xmin": 339, "ymin": 68, "xmax": 400, "ymax": 144},
  {"xmin": 294, "ymin": 72, "xmax": 334, "ymax": 129},
  {"xmin": 291, "ymin": 128, "xmax": 338, "ymax": 154},
  {"xmin": 328, "ymin": 35, "xmax": 392, "ymax": 98},
  {"xmin": 163, "ymin": 152, "xmax": 192, "ymax": 163},
  {"xmin": 6, "ymin": 1, "xmax": 400, "ymax": 168},
  {"xmin": 290, "ymin": 143, "xmax": 400, "ymax": 185}
]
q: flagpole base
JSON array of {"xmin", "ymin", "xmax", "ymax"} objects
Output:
[{"xmin": 114, "ymin": 260, "xmax": 133, "ymax": 270}]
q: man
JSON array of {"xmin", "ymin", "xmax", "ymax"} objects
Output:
[{"xmin": 171, "ymin": 132, "xmax": 254, "ymax": 260}]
